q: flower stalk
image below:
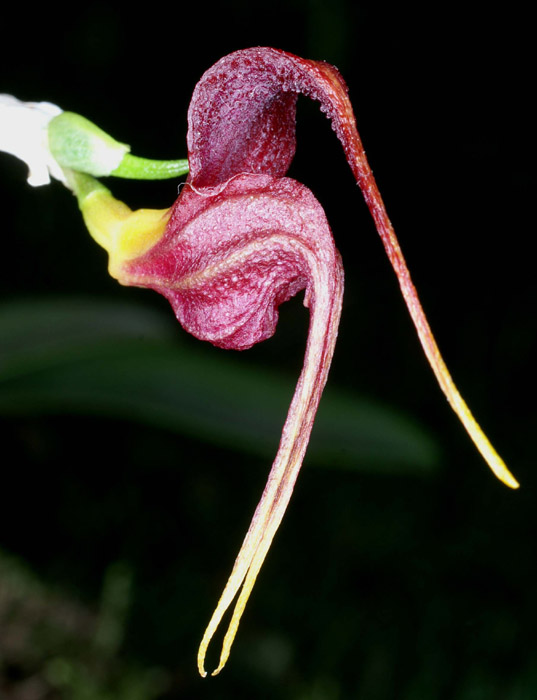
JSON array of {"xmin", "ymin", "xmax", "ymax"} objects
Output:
[{"xmin": 66, "ymin": 170, "xmax": 171, "ymax": 280}]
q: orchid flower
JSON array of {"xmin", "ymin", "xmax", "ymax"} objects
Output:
[{"xmin": 1, "ymin": 48, "xmax": 518, "ymax": 677}]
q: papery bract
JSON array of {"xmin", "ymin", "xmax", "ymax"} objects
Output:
[
  {"xmin": 72, "ymin": 47, "xmax": 517, "ymax": 677},
  {"xmin": 0, "ymin": 94, "xmax": 65, "ymax": 186}
]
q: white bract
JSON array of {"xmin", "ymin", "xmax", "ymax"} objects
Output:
[{"xmin": 0, "ymin": 94, "xmax": 65, "ymax": 186}]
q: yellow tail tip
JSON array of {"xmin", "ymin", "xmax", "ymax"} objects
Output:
[{"xmin": 490, "ymin": 460, "xmax": 519, "ymax": 490}]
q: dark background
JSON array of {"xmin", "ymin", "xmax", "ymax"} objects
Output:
[{"xmin": 1, "ymin": 3, "xmax": 535, "ymax": 698}]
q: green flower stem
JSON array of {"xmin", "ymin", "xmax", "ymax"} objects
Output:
[
  {"xmin": 111, "ymin": 153, "xmax": 189, "ymax": 180},
  {"xmin": 64, "ymin": 170, "xmax": 110, "ymax": 207},
  {"xmin": 64, "ymin": 169, "xmax": 171, "ymax": 280},
  {"xmin": 63, "ymin": 169, "xmax": 124, "ymax": 259}
]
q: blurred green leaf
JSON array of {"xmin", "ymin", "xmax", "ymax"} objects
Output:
[{"xmin": 0, "ymin": 297, "xmax": 440, "ymax": 474}]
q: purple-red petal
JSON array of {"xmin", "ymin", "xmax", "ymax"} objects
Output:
[{"xmin": 123, "ymin": 173, "xmax": 339, "ymax": 350}]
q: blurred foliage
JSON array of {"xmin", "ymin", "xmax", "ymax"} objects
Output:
[
  {"xmin": 0, "ymin": 552, "xmax": 168, "ymax": 699},
  {"xmin": 0, "ymin": 297, "xmax": 440, "ymax": 475}
]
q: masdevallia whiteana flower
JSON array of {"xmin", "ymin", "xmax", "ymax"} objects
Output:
[{"xmin": 1, "ymin": 48, "xmax": 519, "ymax": 677}]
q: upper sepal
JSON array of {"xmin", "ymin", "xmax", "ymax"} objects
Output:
[{"xmin": 187, "ymin": 47, "xmax": 361, "ymax": 187}]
